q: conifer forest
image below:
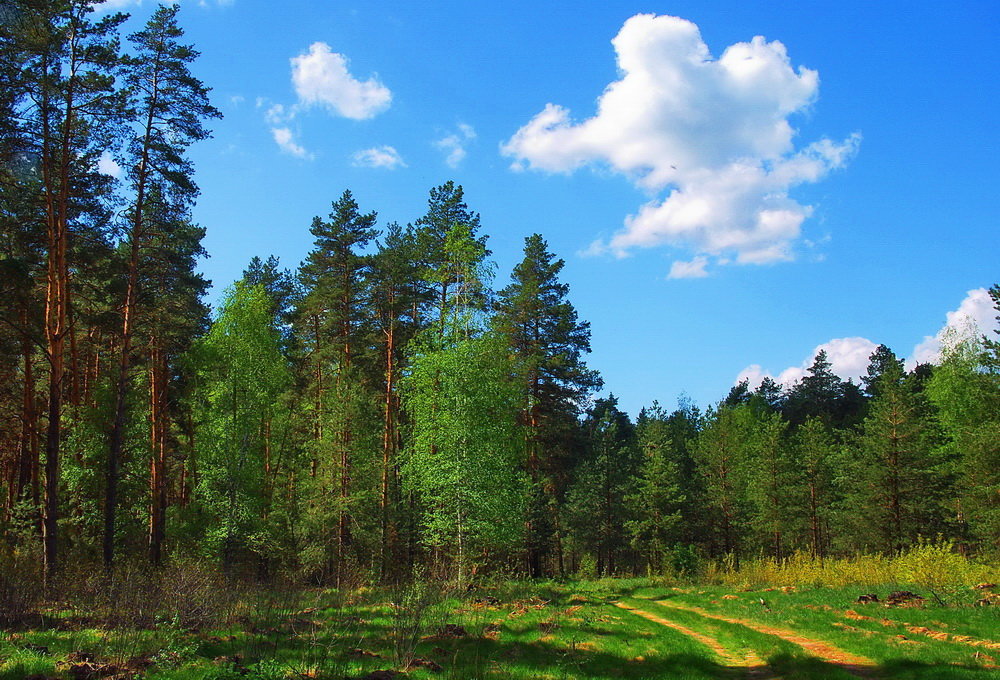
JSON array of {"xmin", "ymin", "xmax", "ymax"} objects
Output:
[{"xmin": 0, "ymin": 5, "xmax": 999, "ymax": 680}]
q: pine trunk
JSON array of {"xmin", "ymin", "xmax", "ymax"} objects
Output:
[
  {"xmin": 380, "ymin": 319, "xmax": 396, "ymax": 579},
  {"xmin": 15, "ymin": 307, "xmax": 40, "ymax": 512},
  {"xmin": 148, "ymin": 338, "xmax": 168, "ymax": 565}
]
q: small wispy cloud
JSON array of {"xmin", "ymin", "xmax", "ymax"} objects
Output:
[
  {"xmin": 97, "ymin": 151, "xmax": 121, "ymax": 178},
  {"xmin": 264, "ymin": 103, "xmax": 291, "ymax": 125},
  {"xmin": 352, "ymin": 145, "xmax": 406, "ymax": 169},
  {"xmin": 434, "ymin": 123, "xmax": 476, "ymax": 167},
  {"xmin": 668, "ymin": 256, "xmax": 709, "ymax": 279},
  {"xmin": 272, "ymin": 127, "xmax": 312, "ymax": 159}
]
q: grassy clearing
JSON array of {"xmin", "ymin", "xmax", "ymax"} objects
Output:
[
  {"xmin": 2, "ymin": 578, "xmax": 999, "ymax": 679},
  {"xmin": 629, "ymin": 582, "xmax": 1000, "ymax": 678}
]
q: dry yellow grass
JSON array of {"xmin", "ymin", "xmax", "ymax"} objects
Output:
[{"xmin": 712, "ymin": 541, "xmax": 998, "ymax": 588}]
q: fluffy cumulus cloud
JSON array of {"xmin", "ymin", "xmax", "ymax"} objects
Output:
[
  {"xmin": 736, "ymin": 288, "xmax": 1000, "ymax": 390},
  {"xmin": 291, "ymin": 42, "xmax": 391, "ymax": 120},
  {"xmin": 435, "ymin": 123, "xmax": 477, "ymax": 167},
  {"xmin": 352, "ymin": 145, "xmax": 406, "ymax": 169},
  {"xmin": 910, "ymin": 288, "xmax": 997, "ymax": 365},
  {"xmin": 502, "ymin": 14, "xmax": 858, "ymax": 276},
  {"xmin": 272, "ymin": 127, "xmax": 311, "ymax": 159},
  {"xmin": 262, "ymin": 43, "xmax": 392, "ymax": 157},
  {"xmin": 737, "ymin": 337, "xmax": 878, "ymax": 389}
]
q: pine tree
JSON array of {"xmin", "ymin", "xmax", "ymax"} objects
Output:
[
  {"xmin": 106, "ymin": 3, "xmax": 220, "ymax": 568},
  {"xmin": 754, "ymin": 377, "xmax": 784, "ymax": 411},
  {"xmin": 783, "ymin": 350, "xmax": 843, "ymax": 425},
  {"xmin": 862, "ymin": 344, "xmax": 904, "ymax": 399},
  {"xmin": 493, "ymin": 234, "xmax": 601, "ymax": 576},
  {"xmin": 296, "ymin": 190, "xmax": 377, "ymax": 582},
  {"xmin": 139, "ymin": 191, "xmax": 210, "ymax": 564},
  {"xmin": 567, "ymin": 397, "xmax": 638, "ymax": 576},
  {"xmin": 368, "ymin": 223, "xmax": 422, "ymax": 578},
  {"xmin": 723, "ymin": 380, "xmax": 752, "ymax": 407},
  {"xmin": 792, "ymin": 417, "xmax": 837, "ymax": 556},
  {"xmin": 8, "ymin": 0, "xmax": 126, "ymax": 581},
  {"xmin": 846, "ymin": 359, "xmax": 943, "ymax": 552},
  {"xmin": 412, "ymin": 181, "xmax": 490, "ymax": 334},
  {"xmin": 663, "ymin": 397, "xmax": 704, "ymax": 546},
  {"xmin": 241, "ymin": 255, "xmax": 299, "ymax": 348},
  {"xmin": 626, "ymin": 404, "xmax": 684, "ymax": 573},
  {"xmin": 695, "ymin": 406, "xmax": 754, "ymax": 564},
  {"xmin": 0, "ymin": 109, "xmax": 45, "ymax": 524},
  {"xmin": 746, "ymin": 409, "xmax": 791, "ymax": 558}
]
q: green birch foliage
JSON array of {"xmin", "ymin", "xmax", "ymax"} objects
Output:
[
  {"xmin": 926, "ymin": 329, "xmax": 1000, "ymax": 552},
  {"xmin": 402, "ymin": 327, "xmax": 525, "ymax": 572},
  {"xmin": 189, "ymin": 283, "xmax": 291, "ymax": 566}
]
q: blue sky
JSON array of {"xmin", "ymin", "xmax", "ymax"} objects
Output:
[{"xmin": 105, "ymin": 0, "xmax": 998, "ymax": 415}]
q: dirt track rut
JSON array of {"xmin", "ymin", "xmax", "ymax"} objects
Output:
[
  {"xmin": 614, "ymin": 601, "xmax": 774, "ymax": 678},
  {"xmin": 655, "ymin": 599, "xmax": 877, "ymax": 678}
]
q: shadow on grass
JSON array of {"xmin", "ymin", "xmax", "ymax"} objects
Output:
[
  {"xmin": 8, "ymin": 582, "xmax": 999, "ymax": 680},
  {"xmin": 195, "ymin": 613, "xmax": 730, "ymax": 679}
]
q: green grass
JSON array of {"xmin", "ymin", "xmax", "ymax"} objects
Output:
[
  {"xmin": 2, "ymin": 580, "xmax": 998, "ymax": 679},
  {"xmin": 629, "ymin": 582, "xmax": 1000, "ymax": 678}
]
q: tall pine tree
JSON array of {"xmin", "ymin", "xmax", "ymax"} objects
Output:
[{"xmin": 493, "ymin": 234, "xmax": 601, "ymax": 576}]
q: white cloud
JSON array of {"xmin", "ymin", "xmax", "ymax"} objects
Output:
[
  {"xmin": 735, "ymin": 289, "xmax": 1000, "ymax": 392},
  {"xmin": 262, "ymin": 44, "xmax": 390, "ymax": 156},
  {"xmin": 737, "ymin": 336, "xmax": 878, "ymax": 389},
  {"xmin": 502, "ymin": 14, "xmax": 858, "ymax": 273},
  {"xmin": 291, "ymin": 42, "xmax": 392, "ymax": 120},
  {"xmin": 351, "ymin": 145, "xmax": 406, "ymax": 169},
  {"xmin": 97, "ymin": 151, "xmax": 121, "ymax": 178},
  {"xmin": 909, "ymin": 288, "xmax": 998, "ymax": 366},
  {"xmin": 435, "ymin": 123, "xmax": 476, "ymax": 167},
  {"xmin": 735, "ymin": 364, "xmax": 771, "ymax": 389},
  {"xmin": 265, "ymin": 103, "xmax": 291, "ymax": 125},
  {"xmin": 271, "ymin": 127, "xmax": 312, "ymax": 159},
  {"xmin": 667, "ymin": 256, "xmax": 709, "ymax": 279}
]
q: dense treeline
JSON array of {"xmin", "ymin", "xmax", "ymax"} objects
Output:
[{"xmin": 1, "ymin": 1, "xmax": 997, "ymax": 589}]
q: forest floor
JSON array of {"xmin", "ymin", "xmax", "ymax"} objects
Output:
[{"xmin": 2, "ymin": 578, "xmax": 999, "ymax": 680}]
